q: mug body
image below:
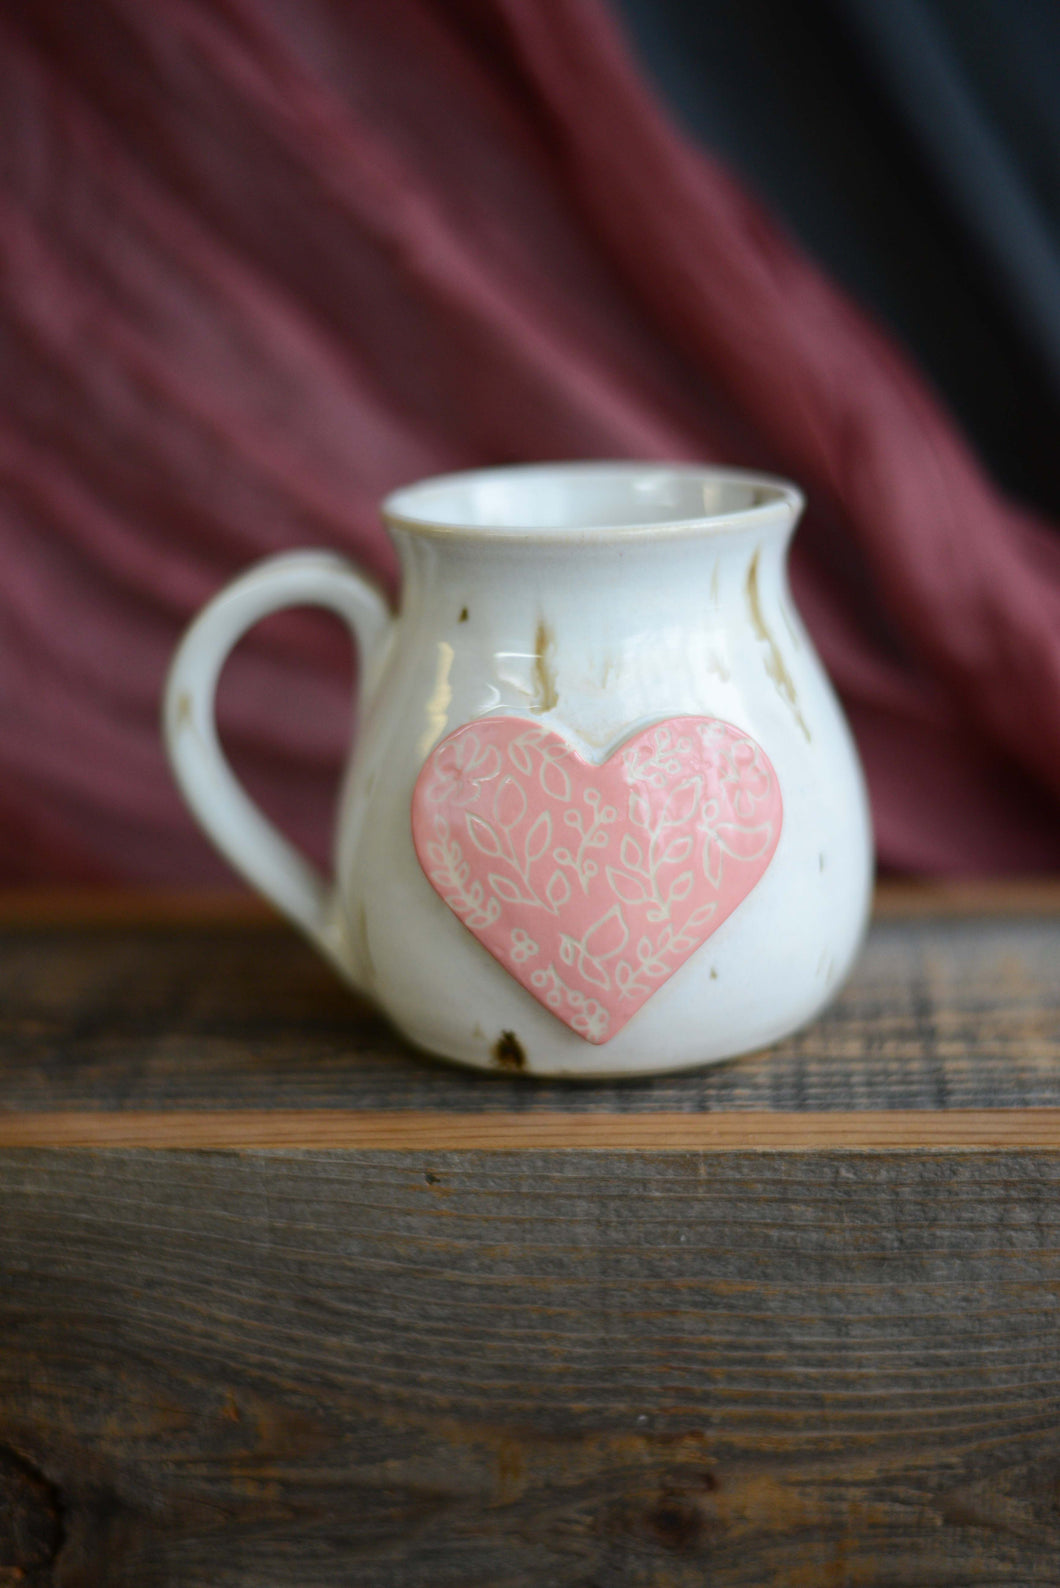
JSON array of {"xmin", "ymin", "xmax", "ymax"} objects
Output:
[{"xmin": 334, "ymin": 463, "xmax": 873, "ymax": 1078}]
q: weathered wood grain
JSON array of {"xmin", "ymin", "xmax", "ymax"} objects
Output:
[
  {"xmin": 4, "ymin": 1148, "xmax": 1060, "ymax": 1586},
  {"xmin": 1, "ymin": 886, "xmax": 1059, "ymax": 1586},
  {"xmin": 0, "ymin": 886, "xmax": 1057, "ymax": 1113}
]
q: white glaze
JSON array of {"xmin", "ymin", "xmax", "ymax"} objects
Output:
[{"xmin": 165, "ymin": 463, "xmax": 873, "ymax": 1078}]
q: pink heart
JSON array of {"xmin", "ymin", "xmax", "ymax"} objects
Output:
[{"xmin": 411, "ymin": 716, "xmax": 782, "ymax": 1044}]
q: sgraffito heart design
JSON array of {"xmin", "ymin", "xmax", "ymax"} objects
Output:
[{"xmin": 411, "ymin": 716, "xmax": 782, "ymax": 1043}]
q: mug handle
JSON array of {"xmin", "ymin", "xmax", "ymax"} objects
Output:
[{"xmin": 163, "ymin": 551, "xmax": 393, "ymax": 980}]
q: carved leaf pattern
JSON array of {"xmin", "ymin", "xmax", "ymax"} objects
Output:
[{"xmin": 412, "ymin": 716, "xmax": 782, "ymax": 1043}]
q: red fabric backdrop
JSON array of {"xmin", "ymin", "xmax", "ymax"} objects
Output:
[{"xmin": 2, "ymin": 0, "xmax": 1059, "ymax": 883}]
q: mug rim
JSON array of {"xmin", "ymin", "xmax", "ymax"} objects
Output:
[{"xmin": 381, "ymin": 461, "xmax": 804, "ymax": 542}]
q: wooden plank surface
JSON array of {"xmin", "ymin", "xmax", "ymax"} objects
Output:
[
  {"xmin": 2, "ymin": 884, "xmax": 1060, "ymax": 1587},
  {"xmin": 0, "ymin": 883, "xmax": 1057, "ymax": 1116},
  {"xmin": 4, "ymin": 1148, "xmax": 1060, "ymax": 1586}
]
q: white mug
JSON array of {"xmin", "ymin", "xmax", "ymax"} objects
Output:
[{"xmin": 165, "ymin": 462, "xmax": 873, "ymax": 1078}]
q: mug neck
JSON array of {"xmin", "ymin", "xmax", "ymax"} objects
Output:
[{"xmin": 392, "ymin": 513, "xmax": 796, "ymax": 603}]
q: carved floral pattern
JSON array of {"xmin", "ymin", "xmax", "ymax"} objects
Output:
[{"xmin": 412, "ymin": 717, "xmax": 782, "ymax": 1043}]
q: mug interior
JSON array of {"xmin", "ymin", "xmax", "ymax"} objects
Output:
[{"xmin": 383, "ymin": 462, "xmax": 800, "ymax": 537}]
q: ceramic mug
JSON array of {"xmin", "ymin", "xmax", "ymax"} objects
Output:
[{"xmin": 165, "ymin": 462, "xmax": 873, "ymax": 1078}]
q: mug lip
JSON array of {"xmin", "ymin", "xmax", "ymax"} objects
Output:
[{"xmin": 381, "ymin": 461, "xmax": 804, "ymax": 542}]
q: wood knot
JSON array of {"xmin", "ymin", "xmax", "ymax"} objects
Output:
[
  {"xmin": 604, "ymin": 1468, "xmax": 720, "ymax": 1555},
  {"xmin": 0, "ymin": 1446, "xmax": 64, "ymax": 1576},
  {"xmin": 645, "ymin": 1495, "xmax": 707, "ymax": 1550}
]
